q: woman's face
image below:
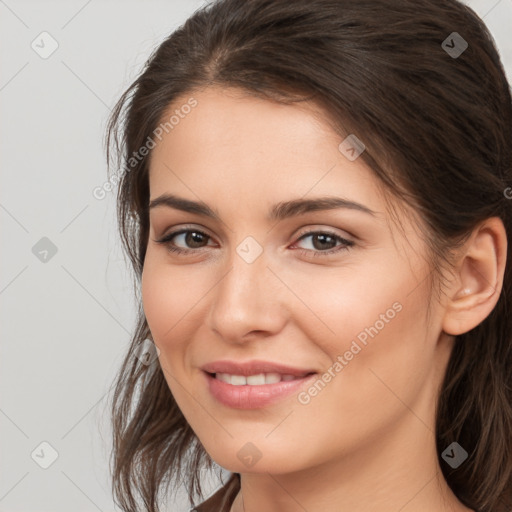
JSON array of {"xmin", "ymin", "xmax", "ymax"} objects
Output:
[{"xmin": 142, "ymin": 86, "xmax": 452, "ymax": 474}]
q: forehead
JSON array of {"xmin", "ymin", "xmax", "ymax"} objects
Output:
[
  {"xmin": 153, "ymin": 87, "xmax": 339, "ymax": 162},
  {"xmin": 148, "ymin": 86, "xmax": 387, "ymax": 210}
]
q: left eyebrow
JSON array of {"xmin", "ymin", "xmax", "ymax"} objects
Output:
[
  {"xmin": 148, "ymin": 193, "xmax": 377, "ymax": 221},
  {"xmin": 268, "ymin": 196, "xmax": 377, "ymax": 222}
]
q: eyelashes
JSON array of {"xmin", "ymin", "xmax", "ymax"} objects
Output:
[{"xmin": 154, "ymin": 227, "xmax": 355, "ymax": 258}]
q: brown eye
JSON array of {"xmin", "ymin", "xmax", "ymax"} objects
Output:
[
  {"xmin": 293, "ymin": 230, "xmax": 354, "ymax": 257},
  {"xmin": 302, "ymin": 233, "xmax": 337, "ymax": 250},
  {"xmin": 180, "ymin": 231, "xmax": 209, "ymax": 248},
  {"xmin": 155, "ymin": 228, "xmax": 214, "ymax": 254}
]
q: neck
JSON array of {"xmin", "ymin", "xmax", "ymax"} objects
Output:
[{"xmin": 230, "ymin": 415, "xmax": 473, "ymax": 512}]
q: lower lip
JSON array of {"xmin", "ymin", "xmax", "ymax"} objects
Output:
[{"xmin": 203, "ymin": 371, "xmax": 317, "ymax": 409}]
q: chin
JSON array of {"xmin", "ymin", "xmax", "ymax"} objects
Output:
[{"xmin": 204, "ymin": 443, "xmax": 307, "ymax": 475}]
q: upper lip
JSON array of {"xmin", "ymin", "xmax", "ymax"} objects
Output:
[{"xmin": 201, "ymin": 360, "xmax": 316, "ymax": 377}]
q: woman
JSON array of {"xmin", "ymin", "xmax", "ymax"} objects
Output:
[{"xmin": 105, "ymin": 0, "xmax": 512, "ymax": 511}]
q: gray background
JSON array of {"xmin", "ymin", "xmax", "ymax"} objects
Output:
[{"xmin": 1, "ymin": 1, "xmax": 511, "ymax": 511}]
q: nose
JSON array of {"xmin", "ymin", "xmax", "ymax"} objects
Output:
[{"xmin": 206, "ymin": 246, "xmax": 287, "ymax": 344}]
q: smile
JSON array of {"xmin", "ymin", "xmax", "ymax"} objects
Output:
[
  {"xmin": 214, "ymin": 372, "xmax": 306, "ymax": 385},
  {"xmin": 203, "ymin": 370, "xmax": 317, "ymax": 409}
]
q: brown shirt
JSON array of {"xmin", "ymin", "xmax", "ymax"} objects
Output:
[{"xmin": 190, "ymin": 474, "xmax": 240, "ymax": 512}]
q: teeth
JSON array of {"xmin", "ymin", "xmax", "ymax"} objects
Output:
[
  {"xmin": 215, "ymin": 372, "xmax": 300, "ymax": 385},
  {"xmin": 246, "ymin": 374, "xmax": 266, "ymax": 385},
  {"xmin": 264, "ymin": 372, "xmax": 282, "ymax": 384},
  {"xmin": 231, "ymin": 375, "xmax": 246, "ymax": 386}
]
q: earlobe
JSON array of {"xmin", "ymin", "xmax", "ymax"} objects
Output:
[{"xmin": 442, "ymin": 217, "xmax": 507, "ymax": 336}]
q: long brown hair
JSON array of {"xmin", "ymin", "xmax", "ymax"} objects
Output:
[{"xmin": 105, "ymin": 0, "xmax": 512, "ymax": 510}]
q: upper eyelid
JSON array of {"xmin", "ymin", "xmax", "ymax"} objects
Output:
[
  {"xmin": 158, "ymin": 226, "xmax": 215, "ymax": 242},
  {"xmin": 295, "ymin": 226, "xmax": 353, "ymax": 240}
]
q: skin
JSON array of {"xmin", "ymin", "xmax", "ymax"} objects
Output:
[{"xmin": 141, "ymin": 86, "xmax": 507, "ymax": 512}]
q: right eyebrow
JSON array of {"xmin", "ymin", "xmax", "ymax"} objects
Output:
[{"xmin": 149, "ymin": 194, "xmax": 221, "ymax": 221}]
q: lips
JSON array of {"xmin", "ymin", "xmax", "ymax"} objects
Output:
[{"xmin": 201, "ymin": 360, "xmax": 317, "ymax": 409}]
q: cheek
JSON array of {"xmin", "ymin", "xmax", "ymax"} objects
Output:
[
  {"xmin": 270, "ymin": 280, "xmax": 433, "ymax": 465},
  {"xmin": 141, "ymin": 253, "xmax": 205, "ymax": 341},
  {"xmin": 282, "ymin": 258, "xmax": 413, "ymax": 353},
  {"xmin": 140, "ymin": 253, "xmax": 219, "ymax": 394},
  {"xmin": 140, "ymin": 257, "xmax": 202, "ymax": 415},
  {"xmin": 291, "ymin": 260, "xmax": 432, "ymax": 413},
  {"xmin": 141, "ymin": 262, "xmax": 176, "ymax": 340}
]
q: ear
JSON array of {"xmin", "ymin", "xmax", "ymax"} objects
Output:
[{"xmin": 442, "ymin": 217, "xmax": 507, "ymax": 336}]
